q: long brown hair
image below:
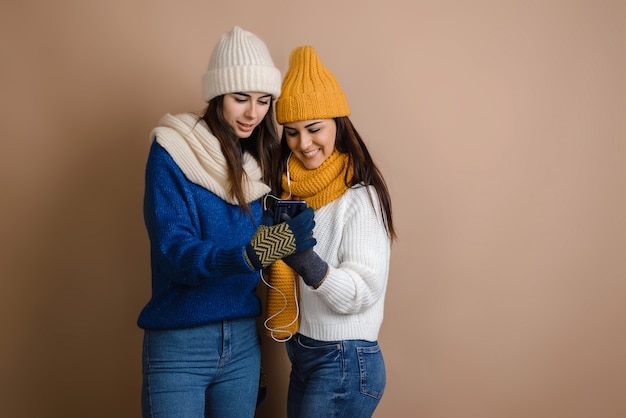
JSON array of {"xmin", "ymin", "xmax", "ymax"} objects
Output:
[
  {"xmin": 273, "ymin": 116, "xmax": 396, "ymax": 240},
  {"xmin": 200, "ymin": 95, "xmax": 280, "ymax": 216}
]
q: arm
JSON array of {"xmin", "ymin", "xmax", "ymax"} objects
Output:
[
  {"xmin": 314, "ymin": 188, "xmax": 391, "ymax": 314},
  {"xmin": 282, "ymin": 247, "xmax": 329, "ymax": 288},
  {"xmin": 144, "ymin": 142, "xmax": 315, "ymax": 285},
  {"xmin": 143, "ymin": 142, "xmax": 242, "ymax": 286}
]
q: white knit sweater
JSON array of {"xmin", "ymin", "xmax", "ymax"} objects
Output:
[{"xmin": 298, "ymin": 184, "xmax": 391, "ymax": 342}]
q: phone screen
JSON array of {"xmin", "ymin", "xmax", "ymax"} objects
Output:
[{"xmin": 273, "ymin": 200, "xmax": 307, "ymax": 224}]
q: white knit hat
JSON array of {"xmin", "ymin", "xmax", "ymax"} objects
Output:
[{"xmin": 202, "ymin": 26, "xmax": 281, "ymax": 102}]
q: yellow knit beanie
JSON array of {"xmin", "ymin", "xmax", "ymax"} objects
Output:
[{"xmin": 276, "ymin": 46, "xmax": 351, "ymax": 124}]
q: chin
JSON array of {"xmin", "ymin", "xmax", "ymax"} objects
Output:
[{"xmin": 237, "ymin": 131, "xmax": 254, "ymax": 139}]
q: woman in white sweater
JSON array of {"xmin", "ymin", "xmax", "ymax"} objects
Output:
[{"xmin": 265, "ymin": 45, "xmax": 396, "ymax": 418}]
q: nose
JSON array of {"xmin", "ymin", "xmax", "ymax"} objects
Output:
[
  {"xmin": 298, "ymin": 131, "xmax": 313, "ymax": 148},
  {"xmin": 244, "ymin": 102, "xmax": 258, "ymax": 119}
]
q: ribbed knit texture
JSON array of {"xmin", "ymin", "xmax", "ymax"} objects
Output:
[
  {"xmin": 202, "ymin": 26, "xmax": 281, "ymax": 102},
  {"xmin": 276, "ymin": 46, "xmax": 350, "ymax": 124},
  {"xmin": 152, "ymin": 113, "xmax": 270, "ymax": 205},
  {"xmin": 264, "ymin": 260, "xmax": 300, "ymax": 341},
  {"xmin": 265, "ymin": 151, "xmax": 351, "ymax": 340},
  {"xmin": 138, "ymin": 141, "xmax": 265, "ymax": 330},
  {"xmin": 299, "ymin": 186, "xmax": 390, "ymax": 342},
  {"xmin": 281, "ymin": 150, "xmax": 352, "ymax": 210}
]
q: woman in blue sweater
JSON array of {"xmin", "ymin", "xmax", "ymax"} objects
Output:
[{"xmin": 138, "ymin": 27, "xmax": 316, "ymax": 418}]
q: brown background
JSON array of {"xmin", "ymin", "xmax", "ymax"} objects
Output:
[{"xmin": 1, "ymin": 1, "xmax": 625, "ymax": 417}]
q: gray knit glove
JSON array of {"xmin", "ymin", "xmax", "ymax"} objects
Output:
[{"xmin": 282, "ymin": 247, "xmax": 329, "ymax": 288}]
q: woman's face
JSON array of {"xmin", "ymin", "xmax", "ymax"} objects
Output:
[
  {"xmin": 283, "ymin": 119, "xmax": 337, "ymax": 170},
  {"xmin": 222, "ymin": 92, "xmax": 272, "ymax": 138}
]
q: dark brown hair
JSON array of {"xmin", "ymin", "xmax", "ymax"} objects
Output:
[
  {"xmin": 273, "ymin": 116, "xmax": 396, "ymax": 240},
  {"xmin": 200, "ymin": 95, "xmax": 280, "ymax": 216}
]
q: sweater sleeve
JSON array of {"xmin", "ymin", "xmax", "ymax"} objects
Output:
[
  {"xmin": 143, "ymin": 142, "xmax": 255, "ymax": 287},
  {"xmin": 314, "ymin": 187, "xmax": 391, "ymax": 314}
]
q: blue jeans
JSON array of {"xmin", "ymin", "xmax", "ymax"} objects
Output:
[
  {"xmin": 141, "ymin": 318, "xmax": 260, "ymax": 418},
  {"xmin": 286, "ymin": 334, "xmax": 386, "ymax": 418}
]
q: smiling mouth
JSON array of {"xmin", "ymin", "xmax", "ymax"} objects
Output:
[
  {"xmin": 302, "ymin": 149, "xmax": 320, "ymax": 158},
  {"xmin": 238, "ymin": 122, "xmax": 254, "ymax": 131}
]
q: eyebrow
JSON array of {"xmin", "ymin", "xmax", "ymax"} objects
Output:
[
  {"xmin": 233, "ymin": 92, "xmax": 272, "ymax": 99},
  {"xmin": 285, "ymin": 121, "xmax": 323, "ymax": 131}
]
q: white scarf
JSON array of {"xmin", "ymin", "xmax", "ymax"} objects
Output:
[{"xmin": 151, "ymin": 113, "xmax": 270, "ymax": 205}]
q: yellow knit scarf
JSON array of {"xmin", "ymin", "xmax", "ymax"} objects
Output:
[{"xmin": 265, "ymin": 150, "xmax": 353, "ymax": 341}]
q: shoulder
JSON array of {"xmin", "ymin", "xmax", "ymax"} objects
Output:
[
  {"xmin": 145, "ymin": 141, "xmax": 188, "ymax": 187},
  {"xmin": 317, "ymin": 185, "xmax": 382, "ymax": 223},
  {"xmin": 342, "ymin": 185, "xmax": 382, "ymax": 213},
  {"xmin": 147, "ymin": 140, "xmax": 176, "ymax": 168}
]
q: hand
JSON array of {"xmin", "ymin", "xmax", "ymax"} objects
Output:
[
  {"xmin": 245, "ymin": 208, "xmax": 316, "ymax": 270},
  {"xmin": 283, "ymin": 247, "xmax": 329, "ymax": 288},
  {"xmin": 280, "ymin": 207, "xmax": 316, "ymax": 252}
]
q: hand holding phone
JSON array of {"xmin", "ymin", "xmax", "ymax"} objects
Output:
[{"xmin": 273, "ymin": 199, "xmax": 307, "ymax": 224}]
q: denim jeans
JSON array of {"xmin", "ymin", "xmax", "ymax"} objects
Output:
[
  {"xmin": 286, "ymin": 333, "xmax": 386, "ymax": 418},
  {"xmin": 141, "ymin": 318, "xmax": 260, "ymax": 418}
]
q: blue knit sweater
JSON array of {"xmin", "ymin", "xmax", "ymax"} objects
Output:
[{"xmin": 137, "ymin": 141, "xmax": 263, "ymax": 330}]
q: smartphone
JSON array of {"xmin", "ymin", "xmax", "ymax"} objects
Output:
[{"xmin": 273, "ymin": 199, "xmax": 307, "ymax": 224}]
